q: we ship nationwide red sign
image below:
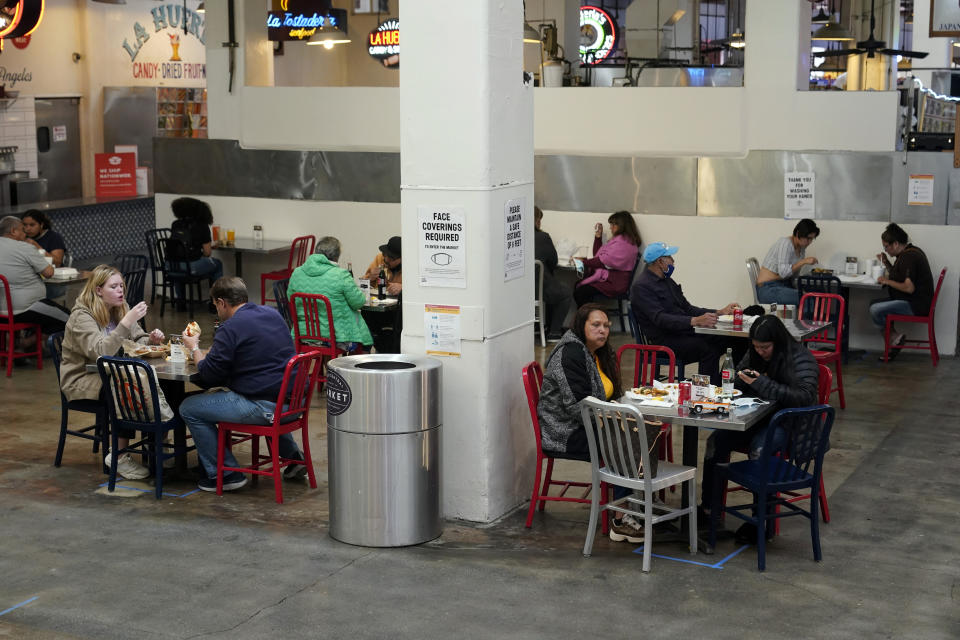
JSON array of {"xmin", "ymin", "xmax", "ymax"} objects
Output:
[{"xmin": 95, "ymin": 153, "xmax": 137, "ymax": 198}]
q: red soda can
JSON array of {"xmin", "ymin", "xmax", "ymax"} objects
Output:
[
  {"xmin": 733, "ymin": 306, "xmax": 743, "ymax": 330},
  {"xmin": 678, "ymin": 381, "xmax": 692, "ymax": 405}
]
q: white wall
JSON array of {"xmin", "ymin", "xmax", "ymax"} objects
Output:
[
  {"xmin": 0, "ymin": 0, "xmax": 84, "ymax": 97},
  {"xmin": 538, "ymin": 210, "xmax": 959, "ymax": 356}
]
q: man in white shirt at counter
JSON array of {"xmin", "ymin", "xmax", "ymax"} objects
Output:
[
  {"xmin": 755, "ymin": 218, "xmax": 820, "ymax": 306},
  {"xmin": 0, "ymin": 216, "xmax": 70, "ymax": 343}
]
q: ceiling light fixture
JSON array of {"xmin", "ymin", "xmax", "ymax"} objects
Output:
[
  {"xmin": 307, "ymin": 23, "xmax": 350, "ymax": 48},
  {"xmin": 812, "ymin": 0, "xmax": 854, "ymax": 41}
]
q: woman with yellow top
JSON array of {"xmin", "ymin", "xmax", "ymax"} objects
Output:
[{"xmin": 537, "ymin": 303, "xmax": 645, "ymax": 544}]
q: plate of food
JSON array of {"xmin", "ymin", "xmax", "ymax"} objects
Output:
[
  {"xmin": 132, "ymin": 344, "xmax": 170, "ymax": 359},
  {"xmin": 707, "ymin": 385, "xmax": 742, "ymax": 399}
]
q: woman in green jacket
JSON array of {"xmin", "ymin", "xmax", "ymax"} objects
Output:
[{"xmin": 287, "ymin": 236, "xmax": 373, "ymax": 351}]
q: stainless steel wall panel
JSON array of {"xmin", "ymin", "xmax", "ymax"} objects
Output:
[
  {"xmin": 154, "ymin": 139, "xmax": 401, "ymax": 202},
  {"xmin": 699, "ymin": 151, "xmax": 891, "ymax": 221},
  {"xmin": 891, "ymin": 152, "xmax": 952, "ymax": 226},
  {"xmin": 534, "ymin": 155, "xmax": 697, "ymax": 215}
]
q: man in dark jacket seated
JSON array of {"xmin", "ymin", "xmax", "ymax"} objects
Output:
[
  {"xmin": 180, "ymin": 277, "xmax": 307, "ymax": 492},
  {"xmin": 630, "ymin": 242, "xmax": 742, "ymax": 385}
]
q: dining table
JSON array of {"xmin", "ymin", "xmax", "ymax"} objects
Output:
[
  {"xmin": 695, "ymin": 316, "xmax": 832, "ymax": 341},
  {"xmin": 621, "ymin": 393, "xmax": 779, "ymax": 552},
  {"xmin": 212, "ymin": 238, "xmax": 291, "ymax": 278},
  {"xmin": 44, "ymin": 269, "xmax": 91, "ymax": 286}
]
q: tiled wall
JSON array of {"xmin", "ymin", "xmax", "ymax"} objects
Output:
[{"xmin": 0, "ymin": 96, "xmax": 37, "ymax": 178}]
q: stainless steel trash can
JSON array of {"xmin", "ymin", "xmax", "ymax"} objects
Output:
[{"xmin": 327, "ymin": 354, "xmax": 442, "ymax": 547}]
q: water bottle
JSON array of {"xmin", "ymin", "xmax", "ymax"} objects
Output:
[
  {"xmin": 253, "ymin": 224, "xmax": 263, "ymax": 249},
  {"xmin": 720, "ymin": 347, "xmax": 735, "ymax": 397},
  {"xmin": 347, "ymin": 262, "xmax": 354, "ymax": 278},
  {"xmin": 377, "ymin": 265, "xmax": 386, "ymax": 298}
]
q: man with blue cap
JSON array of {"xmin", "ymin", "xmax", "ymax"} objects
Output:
[{"xmin": 630, "ymin": 242, "xmax": 742, "ymax": 385}]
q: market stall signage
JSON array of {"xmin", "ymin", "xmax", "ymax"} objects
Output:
[
  {"xmin": 95, "ymin": 152, "xmax": 137, "ymax": 198},
  {"xmin": 267, "ymin": 1, "xmax": 347, "ymax": 41},
  {"xmin": 120, "ymin": 5, "xmax": 206, "ymax": 82},
  {"xmin": 368, "ymin": 18, "xmax": 398, "ymax": 67},
  {"xmin": 579, "ymin": 5, "xmax": 616, "ymax": 65},
  {"xmin": 930, "ymin": 1, "xmax": 960, "ymax": 37},
  {"xmin": 0, "ymin": 0, "xmax": 44, "ymax": 45}
]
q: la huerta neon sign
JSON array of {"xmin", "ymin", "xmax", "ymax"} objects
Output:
[{"xmin": 122, "ymin": 4, "xmax": 205, "ymax": 61}]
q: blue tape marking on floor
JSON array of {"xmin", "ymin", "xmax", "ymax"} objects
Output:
[
  {"xmin": 97, "ymin": 482, "xmax": 197, "ymax": 498},
  {"xmin": 632, "ymin": 544, "xmax": 750, "ymax": 569},
  {"xmin": 0, "ymin": 596, "xmax": 38, "ymax": 617}
]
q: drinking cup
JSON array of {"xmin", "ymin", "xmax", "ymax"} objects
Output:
[
  {"xmin": 871, "ymin": 265, "xmax": 885, "ymax": 281},
  {"xmin": 226, "ymin": 228, "xmax": 236, "ymax": 246},
  {"xmin": 211, "ymin": 225, "xmax": 220, "ymax": 245}
]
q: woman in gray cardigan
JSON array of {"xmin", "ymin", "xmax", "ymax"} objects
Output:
[{"xmin": 61, "ymin": 265, "xmax": 165, "ymax": 480}]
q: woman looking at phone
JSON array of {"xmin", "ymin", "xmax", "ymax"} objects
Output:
[{"xmin": 699, "ymin": 314, "xmax": 819, "ymax": 539}]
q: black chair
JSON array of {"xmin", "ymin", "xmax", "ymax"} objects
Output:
[
  {"xmin": 155, "ymin": 237, "xmax": 205, "ymax": 316},
  {"xmin": 95, "ymin": 356, "xmax": 186, "ymax": 499},
  {"xmin": 709, "ymin": 405, "xmax": 836, "ymax": 571},
  {"xmin": 627, "ymin": 307, "xmax": 686, "ymax": 381},
  {"xmin": 145, "ymin": 228, "xmax": 170, "ymax": 305},
  {"xmin": 274, "ymin": 278, "xmax": 292, "ymax": 329},
  {"xmin": 796, "ymin": 274, "xmax": 849, "ymax": 359},
  {"xmin": 602, "ymin": 255, "xmax": 641, "ymax": 333},
  {"xmin": 48, "ymin": 332, "xmax": 109, "ymax": 468},
  {"xmin": 114, "ymin": 254, "xmax": 149, "ymax": 306}
]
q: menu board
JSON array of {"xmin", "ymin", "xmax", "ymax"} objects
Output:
[{"xmin": 918, "ymin": 94, "xmax": 956, "ymax": 133}]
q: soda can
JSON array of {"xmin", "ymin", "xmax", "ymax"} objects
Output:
[
  {"xmin": 733, "ymin": 305, "xmax": 743, "ymax": 330},
  {"xmin": 678, "ymin": 381, "xmax": 692, "ymax": 406}
]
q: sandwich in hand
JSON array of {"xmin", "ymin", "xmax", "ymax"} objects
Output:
[{"xmin": 184, "ymin": 321, "xmax": 201, "ymax": 337}]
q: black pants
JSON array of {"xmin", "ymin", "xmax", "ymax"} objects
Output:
[
  {"xmin": 573, "ymin": 284, "xmax": 605, "ymax": 307},
  {"xmin": 541, "ymin": 274, "xmax": 572, "ymax": 334},
  {"xmin": 15, "ymin": 298, "xmax": 70, "ymax": 336},
  {"xmin": 658, "ymin": 333, "xmax": 747, "ymax": 386}
]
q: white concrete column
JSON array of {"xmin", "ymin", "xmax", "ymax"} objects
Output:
[
  {"xmin": 400, "ymin": 1, "xmax": 535, "ymax": 522},
  {"xmin": 912, "ymin": 0, "xmax": 951, "ymax": 88}
]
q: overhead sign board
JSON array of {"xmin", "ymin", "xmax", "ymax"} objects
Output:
[
  {"xmin": 930, "ymin": 1, "xmax": 960, "ymax": 37},
  {"xmin": 368, "ymin": 18, "xmax": 398, "ymax": 67},
  {"xmin": 579, "ymin": 5, "xmax": 617, "ymax": 65},
  {"xmin": 267, "ymin": 1, "xmax": 347, "ymax": 41}
]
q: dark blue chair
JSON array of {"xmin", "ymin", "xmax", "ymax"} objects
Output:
[
  {"xmin": 145, "ymin": 228, "xmax": 170, "ymax": 305},
  {"xmin": 627, "ymin": 307, "xmax": 686, "ymax": 381},
  {"xmin": 95, "ymin": 356, "xmax": 187, "ymax": 499},
  {"xmin": 155, "ymin": 236, "xmax": 206, "ymax": 316},
  {"xmin": 709, "ymin": 404, "xmax": 836, "ymax": 571},
  {"xmin": 114, "ymin": 254, "xmax": 149, "ymax": 307},
  {"xmin": 49, "ymin": 332, "xmax": 109, "ymax": 468},
  {"xmin": 274, "ymin": 278, "xmax": 292, "ymax": 329}
]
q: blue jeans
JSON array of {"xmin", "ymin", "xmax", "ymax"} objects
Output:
[
  {"xmin": 757, "ymin": 280, "xmax": 799, "ymax": 306},
  {"xmin": 179, "ymin": 390, "xmax": 301, "ymax": 478},
  {"xmin": 869, "ymin": 298, "xmax": 913, "ymax": 330}
]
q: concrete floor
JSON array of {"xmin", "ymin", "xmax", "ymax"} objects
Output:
[{"xmin": 1, "ymin": 301, "xmax": 958, "ymax": 639}]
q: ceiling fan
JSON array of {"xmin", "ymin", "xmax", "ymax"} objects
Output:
[{"xmin": 820, "ymin": 0, "xmax": 928, "ymax": 59}]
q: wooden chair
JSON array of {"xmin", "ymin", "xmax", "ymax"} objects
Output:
[
  {"xmin": 798, "ymin": 292, "xmax": 846, "ymax": 409},
  {"xmin": 0, "ymin": 274, "xmax": 43, "ymax": 377},
  {"xmin": 522, "ymin": 361, "xmax": 607, "ymax": 533},
  {"xmin": 260, "ymin": 235, "xmax": 316, "ymax": 304},
  {"xmin": 216, "ymin": 351, "xmax": 323, "ymax": 503},
  {"xmin": 883, "ymin": 267, "xmax": 946, "ymax": 366}
]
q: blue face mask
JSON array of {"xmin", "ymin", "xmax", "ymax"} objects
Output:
[{"xmin": 664, "ymin": 263, "xmax": 675, "ymax": 278}]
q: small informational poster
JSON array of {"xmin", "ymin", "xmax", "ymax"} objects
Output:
[
  {"xmin": 907, "ymin": 174, "xmax": 935, "ymax": 206},
  {"xmin": 52, "ymin": 125, "xmax": 67, "ymax": 142},
  {"xmin": 503, "ymin": 197, "xmax": 525, "ymax": 281},
  {"xmin": 94, "ymin": 152, "xmax": 137, "ymax": 198},
  {"xmin": 784, "ymin": 172, "xmax": 815, "ymax": 219},
  {"xmin": 418, "ymin": 205, "xmax": 466, "ymax": 288},
  {"xmin": 424, "ymin": 304, "xmax": 461, "ymax": 357}
]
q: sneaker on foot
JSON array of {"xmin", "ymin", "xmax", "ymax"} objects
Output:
[
  {"xmin": 105, "ymin": 451, "xmax": 150, "ymax": 481},
  {"xmin": 609, "ymin": 514, "xmax": 645, "ymax": 544},
  {"xmin": 282, "ymin": 457, "xmax": 309, "ymax": 480},
  {"xmin": 198, "ymin": 472, "xmax": 247, "ymax": 492}
]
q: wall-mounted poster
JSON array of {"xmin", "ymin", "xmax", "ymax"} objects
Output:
[{"xmin": 930, "ymin": 1, "xmax": 960, "ymax": 37}]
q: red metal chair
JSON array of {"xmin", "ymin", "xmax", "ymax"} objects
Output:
[
  {"xmin": 522, "ymin": 361, "xmax": 607, "ymax": 533},
  {"xmin": 615, "ymin": 344, "xmax": 676, "ymax": 470},
  {"xmin": 883, "ymin": 267, "xmax": 946, "ymax": 366},
  {"xmin": 260, "ymin": 235, "xmax": 316, "ymax": 304},
  {"xmin": 0, "ymin": 274, "xmax": 43, "ymax": 377},
  {"xmin": 290, "ymin": 292, "xmax": 342, "ymax": 390},
  {"xmin": 216, "ymin": 350, "xmax": 323, "ymax": 503},
  {"xmin": 799, "ymin": 292, "xmax": 846, "ymax": 409}
]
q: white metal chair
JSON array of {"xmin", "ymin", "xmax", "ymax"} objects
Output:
[
  {"xmin": 580, "ymin": 397, "xmax": 697, "ymax": 572},
  {"xmin": 746, "ymin": 257, "xmax": 760, "ymax": 305},
  {"xmin": 533, "ymin": 259, "xmax": 546, "ymax": 347}
]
